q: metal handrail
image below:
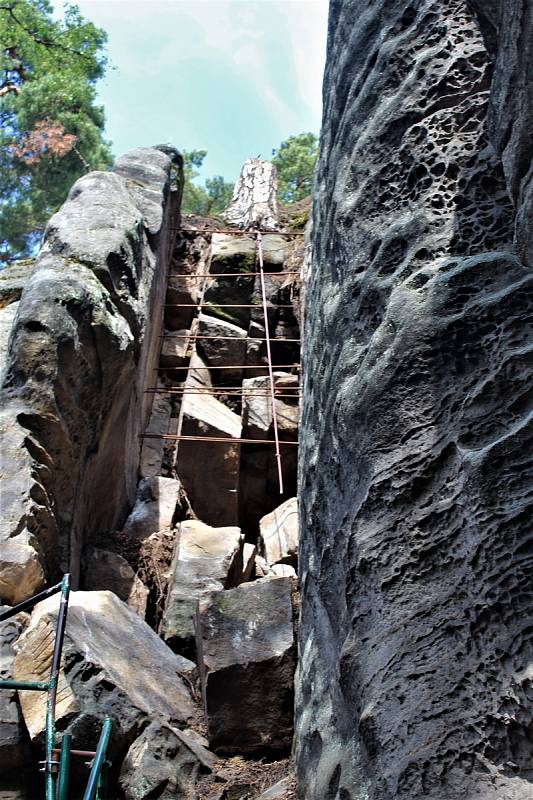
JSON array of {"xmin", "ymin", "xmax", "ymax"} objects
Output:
[{"xmin": 0, "ymin": 579, "xmax": 113, "ymax": 799}]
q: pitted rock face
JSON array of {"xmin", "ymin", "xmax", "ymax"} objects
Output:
[{"xmin": 296, "ymin": 2, "xmax": 533, "ymax": 800}]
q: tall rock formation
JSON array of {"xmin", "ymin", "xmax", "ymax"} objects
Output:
[
  {"xmin": 296, "ymin": 2, "xmax": 533, "ymax": 800},
  {"xmin": 0, "ymin": 147, "xmax": 182, "ymax": 600}
]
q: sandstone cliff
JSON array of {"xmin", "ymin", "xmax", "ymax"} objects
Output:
[{"xmin": 296, "ymin": 2, "xmax": 533, "ymax": 799}]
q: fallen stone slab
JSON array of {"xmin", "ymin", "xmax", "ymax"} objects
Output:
[
  {"xmin": 259, "ymin": 497, "xmax": 298, "ymax": 569},
  {"xmin": 196, "ymin": 577, "xmax": 296, "ymax": 756},
  {"xmin": 13, "ymin": 591, "xmax": 194, "ymax": 750},
  {"xmin": 83, "ymin": 548, "xmax": 148, "ymax": 617},
  {"xmin": 160, "ymin": 520, "xmax": 243, "ymax": 656},
  {"xmin": 119, "ymin": 720, "xmax": 216, "ymax": 800},
  {"xmin": 0, "ymin": 539, "xmax": 45, "ymax": 606}
]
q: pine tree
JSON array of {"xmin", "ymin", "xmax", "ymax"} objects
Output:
[{"xmin": 0, "ymin": 0, "xmax": 112, "ymax": 260}]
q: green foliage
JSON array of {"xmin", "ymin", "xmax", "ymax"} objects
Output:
[
  {"xmin": 0, "ymin": 0, "xmax": 112, "ymax": 260},
  {"xmin": 180, "ymin": 149, "xmax": 233, "ymax": 217},
  {"xmin": 272, "ymin": 132, "xmax": 318, "ymax": 204}
]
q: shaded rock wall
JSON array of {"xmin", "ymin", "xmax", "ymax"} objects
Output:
[
  {"xmin": 0, "ymin": 147, "xmax": 182, "ymax": 600},
  {"xmin": 296, "ymin": 2, "xmax": 533, "ymax": 799}
]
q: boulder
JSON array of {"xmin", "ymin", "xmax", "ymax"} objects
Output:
[
  {"xmin": 269, "ymin": 564, "xmax": 297, "ymax": 579},
  {"xmin": 122, "ymin": 476, "xmax": 186, "ymax": 541},
  {"xmin": 0, "ymin": 302, "xmax": 19, "ymax": 381},
  {"xmin": 204, "ymin": 233, "xmax": 256, "ymax": 329},
  {"xmin": 160, "ymin": 329, "xmax": 191, "ymax": 369},
  {"xmin": 160, "ymin": 520, "xmax": 243, "ymax": 656},
  {"xmin": 196, "ymin": 577, "xmax": 296, "ymax": 756},
  {"xmin": 0, "ymin": 539, "xmax": 45, "ymax": 606},
  {"xmin": 119, "ymin": 720, "xmax": 216, "ymax": 800},
  {"xmin": 176, "ymin": 390, "xmax": 241, "ymax": 526},
  {"xmin": 242, "ymin": 373, "xmax": 299, "ymax": 439},
  {"xmin": 83, "ymin": 548, "xmax": 148, "ymax": 617},
  {"xmin": 0, "ymin": 260, "xmax": 36, "ymax": 307},
  {"xmin": 197, "ymin": 313, "xmax": 247, "ymax": 385},
  {"xmin": 14, "ymin": 591, "xmax": 194, "ymax": 749},
  {"xmin": 258, "ymin": 497, "xmax": 298, "ymax": 569}
]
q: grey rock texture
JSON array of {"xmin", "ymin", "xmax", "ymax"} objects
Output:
[
  {"xmin": 196, "ymin": 577, "xmax": 296, "ymax": 757},
  {"xmin": 119, "ymin": 721, "xmax": 216, "ymax": 800},
  {"xmin": 295, "ymin": 2, "xmax": 533, "ymax": 800},
  {"xmin": 0, "ymin": 609, "xmax": 29, "ymax": 779},
  {"xmin": 83, "ymin": 547, "xmax": 148, "ymax": 617},
  {"xmin": 0, "ymin": 147, "xmax": 182, "ymax": 599}
]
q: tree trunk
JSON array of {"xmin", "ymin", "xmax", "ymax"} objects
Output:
[{"xmin": 222, "ymin": 159, "xmax": 278, "ymax": 230}]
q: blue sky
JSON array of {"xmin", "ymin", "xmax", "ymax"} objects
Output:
[{"xmin": 52, "ymin": 0, "xmax": 328, "ymax": 183}]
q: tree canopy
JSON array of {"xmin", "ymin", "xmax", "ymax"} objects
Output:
[
  {"xmin": 181, "ymin": 149, "xmax": 234, "ymax": 216},
  {"xmin": 272, "ymin": 131, "xmax": 318, "ymax": 204},
  {"xmin": 0, "ymin": 0, "xmax": 112, "ymax": 261}
]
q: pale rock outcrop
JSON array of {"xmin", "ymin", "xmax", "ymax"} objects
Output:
[
  {"xmin": 259, "ymin": 497, "xmax": 298, "ymax": 570},
  {"xmin": 119, "ymin": 721, "xmax": 216, "ymax": 800},
  {"xmin": 204, "ymin": 234, "xmax": 256, "ymax": 329},
  {"xmin": 160, "ymin": 329, "xmax": 191, "ymax": 369},
  {"xmin": 0, "ymin": 147, "xmax": 181, "ymax": 598},
  {"xmin": 196, "ymin": 577, "xmax": 296, "ymax": 756},
  {"xmin": 160, "ymin": 520, "xmax": 243, "ymax": 655},
  {"xmin": 83, "ymin": 548, "xmax": 148, "ymax": 617},
  {"xmin": 13, "ymin": 591, "xmax": 194, "ymax": 748},
  {"xmin": 296, "ymin": 2, "xmax": 533, "ymax": 799}
]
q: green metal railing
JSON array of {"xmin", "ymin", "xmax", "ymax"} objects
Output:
[{"xmin": 0, "ymin": 575, "xmax": 112, "ymax": 799}]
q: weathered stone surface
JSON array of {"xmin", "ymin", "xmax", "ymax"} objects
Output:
[
  {"xmin": 197, "ymin": 313, "xmax": 247, "ymax": 385},
  {"xmin": 259, "ymin": 497, "xmax": 298, "ymax": 569},
  {"xmin": 238, "ymin": 374, "xmax": 299, "ymax": 537},
  {"xmin": 0, "ymin": 539, "xmax": 45, "ymax": 606},
  {"xmin": 14, "ymin": 591, "xmax": 194, "ymax": 749},
  {"xmin": 0, "ymin": 260, "xmax": 35, "ymax": 307},
  {"xmin": 242, "ymin": 373, "xmax": 299, "ymax": 439},
  {"xmin": 222, "ymin": 159, "xmax": 278, "ymax": 230},
  {"xmin": 122, "ymin": 476, "xmax": 186, "ymax": 541},
  {"xmin": 83, "ymin": 548, "xmax": 148, "ymax": 617},
  {"xmin": 296, "ymin": 3, "xmax": 533, "ymax": 800},
  {"xmin": 269, "ymin": 564, "xmax": 296, "ymax": 579},
  {"xmin": 160, "ymin": 520, "xmax": 243, "ymax": 655},
  {"xmin": 197, "ymin": 577, "xmax": 295, "ymax": 756},
  {"xmin": 119, "ymin": 720, "xmax": 216, "ymax": 800},
  {"xmin": 139, "ymin": 385, "xmax": 173, "ymax": 478},
  {"xmin": 176, "ymin": 390, "xmax": 241, "ymax": 526},
  {"xmin": 204, "ymin": 236, "xmax": 255, "ymax": 330},
  {"xmin": 241, "ymin": 542, "xmax": 257, "ymax": 582},
  {"xmin": 0, "ymin": 302, "xmax": 19, "ymax": 381},
  {"xmin": 0, "ymin": 147, "xmax": 181, "ymax": 595},
  {"xmin": 160, "ymin": 329, "xmax": 190, "ymax": 369},
  {"xmin": 0, "ymin": 609, "xmax": 29, "ymax": 775}
]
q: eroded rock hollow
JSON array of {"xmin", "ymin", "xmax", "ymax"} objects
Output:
[{"xmin": 295, "ymin": 2, "xmax": 533, "ymax": 799}]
